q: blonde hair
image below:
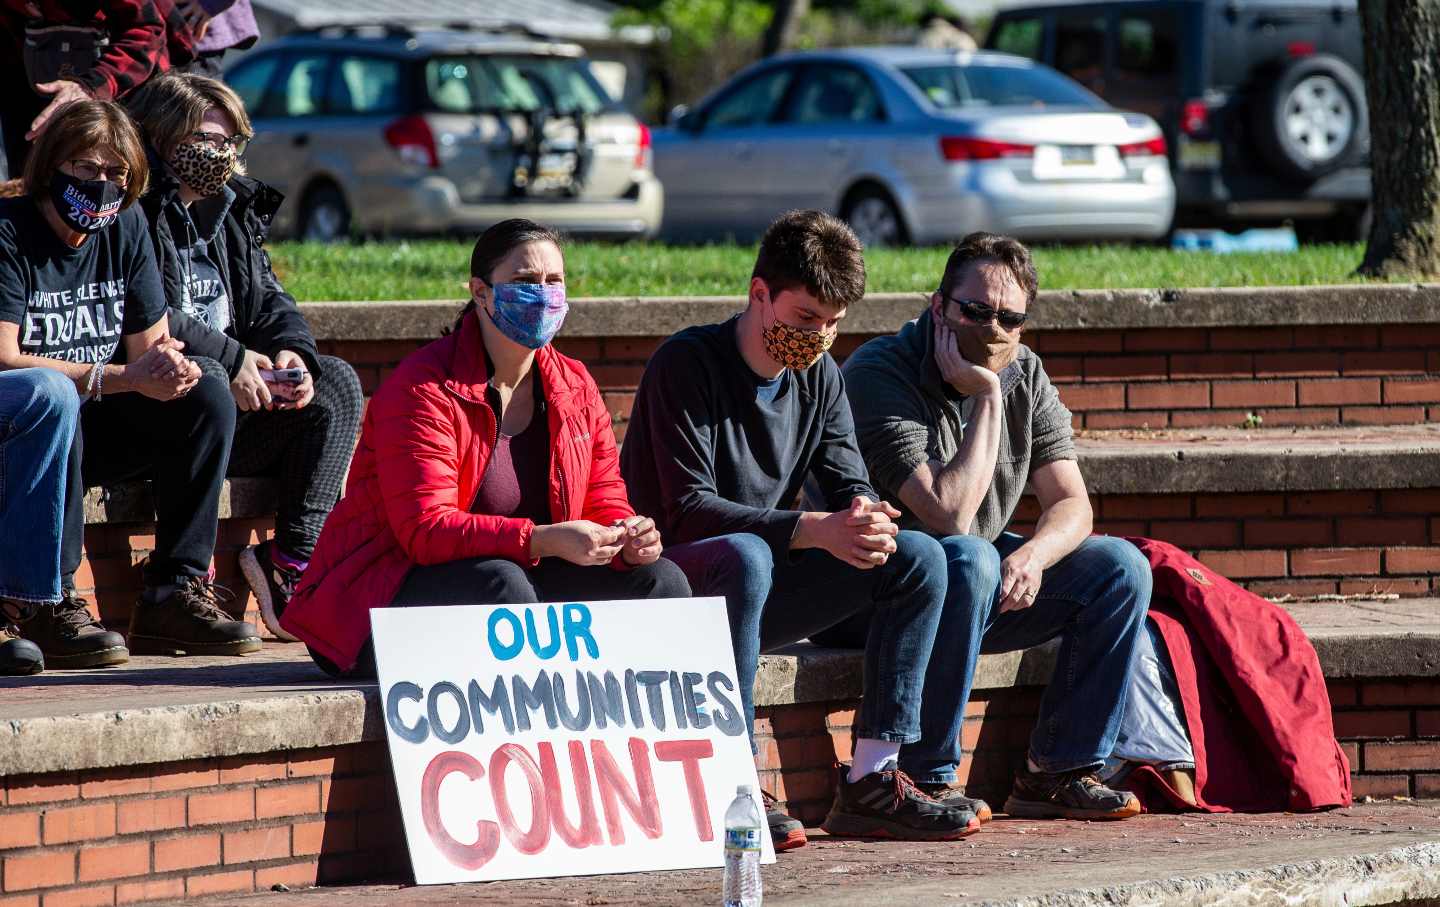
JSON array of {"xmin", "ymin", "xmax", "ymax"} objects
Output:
[
  {"xmin": 23, "ymin": 98, "xmax": 150, "ymax": 209},
  {"xmin": 127, "ymin": 71, "xmax": 253, "ymax": 176}
]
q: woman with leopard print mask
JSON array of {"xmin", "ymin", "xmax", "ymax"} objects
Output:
[{"xmin": 128, "ymin": 71, "xmax": 365, "ymax": 644}]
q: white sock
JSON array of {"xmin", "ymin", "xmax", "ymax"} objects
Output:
[
  {"xmin": 1027, "ymin": 757, "xmax": 1043, "ymax": 774},
  {"xmin": 848, "ymin": 739, "xmax": 902, "ymax": 782}
]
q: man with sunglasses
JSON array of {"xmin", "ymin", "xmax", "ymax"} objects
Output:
[{"xmin": 836, "ymin": 232, "xmax": 1152, "ymax": 821}]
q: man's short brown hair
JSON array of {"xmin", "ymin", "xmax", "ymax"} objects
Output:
[
  {"xmin": 752, "ymin": 210, "xmax": 867, "ymax": 309},
  {"xmin": 939, "ymin": 232, "xmax": 1038, "ymax": 306},
  {"xmin": 23, "ymin": 98, "xmax": 149, "ymax": 209},
  {"xmin": 127, "ymin": 71, "xmax": 253, "ymax": 175}
]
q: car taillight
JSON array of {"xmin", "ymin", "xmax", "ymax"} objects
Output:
[
  {"xmin": 1118, "ymin": 136, "xmax": 1168, "ymax": 158},
  {"xmin": 1181, "ymin": 99, "xmax": 1210, "ymax": 137},
  {"xmin": 939, "ymin": 136, "xmax": 1034, "ymax": 161},
  {"xmin": 384, "ymin": 115, "xmax": 439, "ymax": 169},
  {"xmin": 634, "ymin": 122, "xmax": 652, "ymax": 171},
  {"xmin": 1287, "ymin": 40, "xmax": 1316, "ymax": 57}
]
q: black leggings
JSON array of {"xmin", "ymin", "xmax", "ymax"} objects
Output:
[
  {"xmin": 228, "ymin": 356, "xmax": 364, "ymax": 559},
  {"xmin": 310, "ymin": 555, "xmax": 692, "ymax": 678}
]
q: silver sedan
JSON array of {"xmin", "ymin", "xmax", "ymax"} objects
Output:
[{"xmin": 653, "ymin": 47, "xmax": 1175, "ymax": 246}]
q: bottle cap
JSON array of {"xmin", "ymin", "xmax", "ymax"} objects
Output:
[{"xmin": 736, "ymin": 783, "xmax": 752, "ymax": 796}]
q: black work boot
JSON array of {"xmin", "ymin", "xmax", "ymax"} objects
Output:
[
  {"xmin": 916, "ymin": 780, "xmax": 994, "ymax": 823},
  {"xmin": 0, "ymin": 623, "xmax": 44, "ymax": 675},
  {"xmin": 822, "ymin": 761, "xmax": 980, "ymax": 841},
  {"xmin": 1004, "ymin": 766, "xmax": 1142, "ymax": 820},
  {"xmin": 128, "ymin": 578, "xmax": 263, "ymax": 656},
  {"xmin": 20, "ymin": 592, "xmax": 129, "ymax": 668}
]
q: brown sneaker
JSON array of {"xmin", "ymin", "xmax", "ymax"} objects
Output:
[
  {"xmin": 1004, "ymin": 766, "xmax": 1141, "ymax": 820},
  {"xmin": 20, "ymin": 591, "xmax": 128, "ymax": 668},
  {"xmin": 915, "ymin": 780, "xmax": 993, "ymax": 823},
  {"xmin": 128, "ymin": 578, "xmax": 263, "ymax": 656},
  {"xmin": 821, "ymin": 761, "xmax": 980, "ymax": 841}
]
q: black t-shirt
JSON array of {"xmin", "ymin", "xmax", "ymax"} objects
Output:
[{"xmin": 0, "ymin": 198, "xmax": 167, "ymax": 364}]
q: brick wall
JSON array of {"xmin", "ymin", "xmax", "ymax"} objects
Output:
[
  {"xmin": 0, "ymin": 743, "xmax": 404, "ymax": 906},
  {"xmin": 319, "ymin": 322, "xmax": 1440, "ymax": 437},
  {"xmin": 757, "ymin": 677, "xmax": 1440, "ymax": 826}
]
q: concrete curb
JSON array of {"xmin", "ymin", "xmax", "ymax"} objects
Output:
[{"xmin": 299, "ymin": 283, "xmax": 1440, "ymax": 340}]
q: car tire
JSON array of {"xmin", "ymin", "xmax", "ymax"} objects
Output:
[
  {"xmin": 299, "ymin": 183, "xmax": 351, "ymax": 243},
  {"xmin": 842, "ymin": 185, "xmax": 908, "ymax": 249},
  {"xmin": 1250, "ymin": 54, "xmax": 1368, "ymax": 184}
]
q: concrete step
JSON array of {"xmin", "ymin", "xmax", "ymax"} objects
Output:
[{"xmin": 146, "ymin": 803, "xmax": 1440, "ymax": 907}]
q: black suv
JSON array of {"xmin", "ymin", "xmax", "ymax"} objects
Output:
[{"xmin": 985, "ymin": 0, "xmax": 1370, "ymax": 241}]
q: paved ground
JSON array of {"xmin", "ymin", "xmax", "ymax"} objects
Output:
[{"xmin": 145, "ymin": 802, "xmax": 1440, "ymax": 906}]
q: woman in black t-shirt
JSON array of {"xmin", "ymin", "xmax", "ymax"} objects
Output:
[{"xmin": 0, "ymin": 99, "xmax": 261, "ymax": 667}]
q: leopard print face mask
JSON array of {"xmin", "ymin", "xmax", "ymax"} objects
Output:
[
  {"xmin": 761, "ymin": 297, "xmax": 836, "ymax": 370},
  {"xmin": 170, "ymin": 141, "xmax": 237, "ymax": 198}
]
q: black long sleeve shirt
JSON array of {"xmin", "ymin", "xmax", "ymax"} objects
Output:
[{"xmin": 620, "ymin": 316, "xmax": 875, "ymax": 559}]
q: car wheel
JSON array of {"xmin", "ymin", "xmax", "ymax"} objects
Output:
[
  {"xmin": 843, "ymin": 187, "xmax": 907, "ymax": 248},
  {"xmin": 299, "ymin": 184, "xmax": 351, "ymax": 243},
  {"xmin": 1251, "ymin": 55, "xmax": 1367, "ymax": 183}
]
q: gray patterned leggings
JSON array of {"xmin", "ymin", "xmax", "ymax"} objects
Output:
[{"xmin": 227, "ymin": 355, "xmax": 364, "ymax": 560}]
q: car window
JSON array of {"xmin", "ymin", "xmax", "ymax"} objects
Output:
[
  {"xmin": 902, "ymin": 63, "xmax": 1103, "ymax": 110},
  {"xmin": 326, "ymin": 55, "xmax": 402, "ymax": 115},
  {"xmin": 703, "ymin": 67, "xmax": 794, "ymax": 129},
  {"xmin": 1114, "ymin": 11, "xmax": 1179, "ymax": 92},
  {"xmin": 1054, "ymin": 13, "xmax": 1107, "ymax": 92},
  {"xmin": 225, "ymin": 53, "xmax": 280, "ymax": 114},
  {"xmin": 990, "ymin": 16, "xmax": 1044, "ymax": 60},
  {"xmin": 266, "ymin": 52, "xmax": 330, "ymax": 118},
  {"xmin": 783, "ymin": 65, "xmax": 884, "ymax": 124},
  {"xmin": 425, "ymin": 55, "xmax": 612, "ymax": 115}
]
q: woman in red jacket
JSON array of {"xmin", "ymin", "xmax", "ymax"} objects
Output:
[{"xmin": 280, "ymin": 219, "xmax": 690, "ymax": 676}]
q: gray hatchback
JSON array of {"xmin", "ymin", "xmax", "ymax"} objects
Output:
[
  {"xmin": 224, "ymin": 26, "xmax": 662, "ymax": 241},
  {"xmin": 654, "ymin": 47, "xmax": 1175, "ymax": 246}
]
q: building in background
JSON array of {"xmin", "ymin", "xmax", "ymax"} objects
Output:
[{"xmin": 246, "ymin": 0, "xmax": 655, "ymax": 112}]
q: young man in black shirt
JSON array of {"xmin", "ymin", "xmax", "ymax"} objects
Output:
[{"xmin": 621, "ymin": 211, "xmax": 976, "ymax": 847}]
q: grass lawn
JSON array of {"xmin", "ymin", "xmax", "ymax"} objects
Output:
[{"xmin": 268, "ymin": 240, "xmax": 1386, "ymax": 301}]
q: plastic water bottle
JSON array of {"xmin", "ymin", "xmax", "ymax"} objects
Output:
[{"xmin": 722, "ymin": 784, "xmax": 763, "ymax": 907}]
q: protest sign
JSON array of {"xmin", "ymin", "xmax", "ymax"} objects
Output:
[{"xmin": 372, "ymin": 596, "xmax": 777, "ymax": 884}]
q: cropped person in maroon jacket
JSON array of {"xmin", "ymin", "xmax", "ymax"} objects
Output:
[{"xmin": 281, "ymin": 220, "xmax": 690, "ymax": 677}]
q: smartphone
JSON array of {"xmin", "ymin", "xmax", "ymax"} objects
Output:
[{"xmin": 259, "ymin": 367, "xmax": 306, "ymax": 384}]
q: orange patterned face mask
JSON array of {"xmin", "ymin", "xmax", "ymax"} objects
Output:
[{"xmin": 761, "ymin": 298, "xmax": 836, "ymax": 370}]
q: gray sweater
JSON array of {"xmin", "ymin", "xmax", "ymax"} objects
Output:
[{"xmin": 843, "ymin": 308, "xmax": 1076, "ymax": 542}]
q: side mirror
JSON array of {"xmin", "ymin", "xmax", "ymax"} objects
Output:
[{"xmin": 670, "ymin": 104, "xmax": 699, "ymax": 132}]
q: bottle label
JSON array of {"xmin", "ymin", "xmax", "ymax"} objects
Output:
[{"xmin": 724, "ymin": 827, "xmax": 761, "ymax": 852}]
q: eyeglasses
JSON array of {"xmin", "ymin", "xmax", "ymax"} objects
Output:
[
  {"xmin": 944, "ymin": 296, "xmax": 1029, "ymax": 330},
  {"xmin": 66, "ymin": 159, "xmax": 130, "ymax": 185},
  {"xmin": 187, "ymin": 130, "xmax": 251, "ymax": 156}
]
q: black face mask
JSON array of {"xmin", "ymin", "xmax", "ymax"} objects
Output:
[{"xmin": 49, "ymin": 171, "xmax": 123, "ymax": 235}]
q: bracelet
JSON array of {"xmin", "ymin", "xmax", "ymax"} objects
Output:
[
  {"xmin": 94, "ymin": 364, "xmax": 104, "ymax": 402},
  {"xmin": 82, "ymin": 362, "xmax": 101, "ymax": 400}
]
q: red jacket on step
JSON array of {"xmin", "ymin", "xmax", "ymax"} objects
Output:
[
  {"xmin": 281, "ymin": 310, "xmax": 634, "ymax": 670},
  {"xmin": 1126, "ymin": 538, "xmax": 1352, "ymax": 813}
]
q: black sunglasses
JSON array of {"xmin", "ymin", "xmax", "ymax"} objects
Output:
[{"xmin": 944, "ymin": 296, "xmax": 1029, "ymax": 330}]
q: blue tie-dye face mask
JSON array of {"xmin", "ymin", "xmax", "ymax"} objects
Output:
[{"xmin": 486, "ymin": 282, "xmax": 568, "ymax": 349}]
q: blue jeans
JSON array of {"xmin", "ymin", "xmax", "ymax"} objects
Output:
[
  {"xmin": 0, "ymin": 369, "xmax": 80, "ymax": 604},
  {"xmin": 663, "ymin": 530, "xmax": 947, "ymax": 748},
  {"xmin": 899, "ymin": 532, "xmax": 1152, "ymax": 783}
]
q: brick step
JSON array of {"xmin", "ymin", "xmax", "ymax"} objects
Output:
[{"xmin": 0, "ymin": 600, "xmax": 1435, "ymax": 905}]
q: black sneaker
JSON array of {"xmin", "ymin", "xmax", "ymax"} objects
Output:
[
  {"xmin": 21, "ymin": 592, "xmax": 129, "ymax": 668},
  {"xmin": 128, "ymin": 578, "xmax": 263, "ymax": 656},
  {"xmin": 761, "ymin": 789, "xmax": 807, "ymax": 851},
  {"xmin": 0, "ymin": 623, "xmax": 43, "ymax": 675},
  {"xmin": 1004, "ymin": 766, "xmax": 1141, "ymax": 820},
  {"xmin": 239, "ymin": 541, "xmax": 300, "ymax": 642},
  {"xmin": 916, "ymin": 780, "xmax": 993, "ymax": 824},
  {"xmin": 821, "ymin": 761, "xmax": 980, "ymax": 841}
]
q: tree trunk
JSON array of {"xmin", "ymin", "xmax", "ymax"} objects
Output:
[
  {"xmin": 761, "ymin": 0, "xmax": 810, "ymax": 57},
  {"xmin": 1356, "ymin": 1, "xmax": 1440, "ymax": 278}
]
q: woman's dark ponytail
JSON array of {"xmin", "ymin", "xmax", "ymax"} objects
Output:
[{"xmin": 446, "ymin": 218, "xmax": 563, "ymax": 335}]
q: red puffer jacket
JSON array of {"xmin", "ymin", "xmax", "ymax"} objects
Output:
[{"xmin": 281, "ymin": 310, "xmax": 634, "ymax": 670}]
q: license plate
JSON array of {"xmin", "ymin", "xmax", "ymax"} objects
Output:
[
  {"xmin": 1179, "ymin": 140, "xmax": 1221, "ymax": 170},
  {"xmin": 1060, "ymin": 145, "xmax": 1095, "ymax": 165}
]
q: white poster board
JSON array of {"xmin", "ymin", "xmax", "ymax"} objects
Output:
[{"xmin": 371, "ymin": 596, "xmax": 777, "ymax": 885}]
